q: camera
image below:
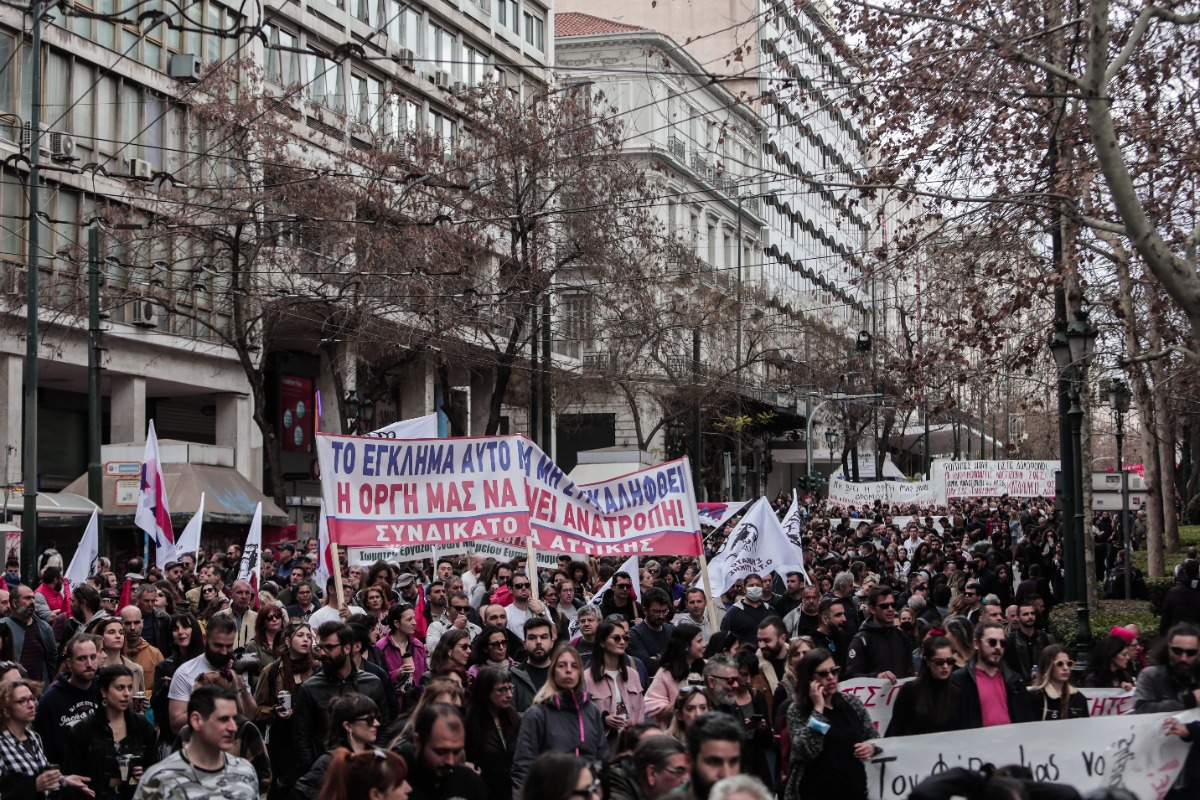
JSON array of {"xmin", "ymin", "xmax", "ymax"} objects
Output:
[{"xmin": 230, "ymin": 648, "xmax": 261, "ymax": 674}]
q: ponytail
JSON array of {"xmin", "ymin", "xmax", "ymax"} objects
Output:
[{"xmin": 317, "ymin": 748, "xmax": 408, "ymax": 800}]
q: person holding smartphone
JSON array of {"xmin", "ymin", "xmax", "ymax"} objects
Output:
[
  {"xmin": 784, "ymin": 648, "xmax": 879, "ymax": 800},
  {"xmin": 583, "ymin": 621, "xmax": 645, "ymax": 744}
]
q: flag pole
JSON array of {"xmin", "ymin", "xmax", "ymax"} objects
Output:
[
  {"xmin": 698, "ymin": 550, "xmax": 719, "ymax": 632},
  {"xmin": 330, "ymin": 540, "xmax": 345, "ymax": 609},
  {"xmin": 525, "ymin": 535, "xmax": 538, "ymax": 599}
]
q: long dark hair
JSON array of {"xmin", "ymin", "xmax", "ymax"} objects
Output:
[
  {"xmin": 169, "ymin": 613, "xmax": 205, "ymax": 661},
  {"xmin": 1082, "ymin": 635, "xmax": 1130, "ymax": 688},
  {"xmin": 325, "ymin": 693, "xmax": 381, "ymax": 749},
  {"xmin": 472, "ymin": 625, "xmax": 509, "ymax": 666},
  {"xmin": 910, "ymin": 636, "xmax": 957, "ymax": 731},
  {"xmin": 465, "ymin": 665, "xmax": 520, "ymax": 745},
  {"xmin": 793, "ymin": 648, "xmax": 838, "ymax": 719},
  {"xmin": 519, "ymin": 752, "xmax": 589, "ymax": 800},
  {"xmin": 661, "ymin": 624, "xmax": 703, "ymax": 683},
  {"xmin": 589, "ymin": 621, "xmax": 629, "ymax": 682},
  {"xmin": 428, "ymin": 628, "xmax": 470, "ymax": 675}
]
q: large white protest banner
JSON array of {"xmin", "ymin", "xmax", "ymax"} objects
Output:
[
  {"xmin": 828, "ymin": 478, "xmax": 940, "ymax": 508},
  {"xmin": 842, "ymin": 678, "xmax": 1136, "ymax": 732},
  {"xmin": 366, "ymin": 413, "xmax": 439, "ymax": 440},
  {"xmin": 933, "ymin": 459, "xmax": 1059, "ymax": 499},
  {"xmin": 868, "ymin": 709, "xmax": 1197, "ymax": 800},
  {"xmin": 316, "ymin": 434, "xmax": 702, "ymax": 557}
]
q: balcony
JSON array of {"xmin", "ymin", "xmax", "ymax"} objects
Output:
[{"xmin": 667, "ymin": 135, "xmax": 687, "ymax": 162}]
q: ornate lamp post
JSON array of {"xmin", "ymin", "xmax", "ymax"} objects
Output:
[
  {"xmin": 825, "ymin": 427, "xmax": 840, "ymax": 488},
  {"xmin": 1049, "ymin": 310, "xmax": 1099, "ymax": 671}
]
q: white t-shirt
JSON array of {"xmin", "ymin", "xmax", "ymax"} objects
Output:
[
  {"xmin": 167, "ymin": 654, "xmax": 222, "ymax": 702},
  {"xmin": 306, "ymin": 604, "xmax": 365, "ymax": 630}
]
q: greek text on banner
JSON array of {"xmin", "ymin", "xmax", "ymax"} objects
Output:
[
  {"xmin": 867, "ymin": 709, "xmax": 1198, "ymax": 800},
  {"xmin": 315, "ymin": 433, "xmax": 701, "ymax": 557}
]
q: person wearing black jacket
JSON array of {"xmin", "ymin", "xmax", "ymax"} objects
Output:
[
  {"xmin": 397, "ymin": 703, "xmax": 488, "ymax": 800},
  {"xmin": 845, "ymin": 587, "xmax": 914, "ymax": 681},
  {"xmin": 464, "ymin": 666, "xmax": 519, "ymax": 800},
  {"xmin": 150, "ymin": 613, "xmax": 204, "ymax": 748},
  {"xmin": 949, "ymin": 621, "xmax": 1032, "ymax": 728},
  {"xmin": 1160, "ymin": 560, "xmax": 1200, "ymax": 636},
  {"xmin": 886, "ymin": 636, "xmax": 963, "ymax": 737},
  {"xmin": 33, "ymin": 635, "xmax": 101, "ymax": 763},
  {"xmin": 65, "ymin": 664, "xmax": 158, "ymax": 800}
]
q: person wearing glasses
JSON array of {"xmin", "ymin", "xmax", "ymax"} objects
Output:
[
  {"xmin": 468, "ymin": 625, "xmax": 516, "ymax": 680},
  {"xmin": 948, "ymin": 620, "xmax": 1031, "ymax": 728},
  {"xmin": 1136, "ymin": 624, "xmax": 1200, "ymax": 799},
  {"xmin": 844, "ymin": 586, "xmax": 914, "ymax": 681},
  {"xmin": 254, "ymin": 622, "xmax": 315, "ymax": 800},
  {"xmin": 245, "ymin": 602, "xmax": 287, "ymax": 671},
  {"xmin": 424, "ymin": 592, "xmax": 481, "ymax": 654},
  {"xmin": 294, "ymin": 694, "xmax": 384, "ymax": 800},
  {"xmin": 784, "ymin": 648, "xmax": 879, "ymax": 800},
  {"xmin": 1080, "ymin": 634, "xmax": 1137, "ymax": 690},
  {"xmin": 584, "ymin": 621, "xmax": 646, "ymax": 744},
  {"xmin": 605, "ymin": 734, "xmax": 690, "ymax": 800},
  {"xmin": 193, "ymin": 583, "xmax": 223, "ymax": 630},
  {"xmin": 517, "ymin": 743, "xmax": 600, "ymax": 800},
  {"xmin": 464, "ymin": 666, "xmax": 520, "ymax": 800},
  {"xmin": 885, "ymin": 635, "xmax": 963, "ymax": 737},
  {"xmin": 511, "ymin": 645, "xmax": 608, "ymax": 795},
  {"xmin": 1029, "ymin": 645, "xmax": 1089, "ymax": 721},
  {"xmin": 0, "ymin": 678, "xmax": 94, "ymax": 800},
  {"xmin": 504, "ymin": 575, "xmax": 553, "ymax": 643},
  {"xmin": 599, "ymin": 573, "xmax": 642, "ymax": 625}
]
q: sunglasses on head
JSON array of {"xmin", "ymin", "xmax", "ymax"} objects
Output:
[{"xmin": 1170, "ymin": 646, "xmax": 1200, "ymax": 657}]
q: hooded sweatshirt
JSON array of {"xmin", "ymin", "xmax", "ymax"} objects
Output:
[{"xmin": 32, "ymin": 672, "xmax": 100, "ymax": 762}]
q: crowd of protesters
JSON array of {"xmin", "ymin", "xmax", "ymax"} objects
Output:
[{"xmin": 0, "ymin": 495, "xmax": 1196, "ymax": 800}]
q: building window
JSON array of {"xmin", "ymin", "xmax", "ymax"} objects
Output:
[
  {"xmin": 522, "ymin": 9, "xmax": 544, "ymax": 50},
  {"xmin": 427, "ymin": 23, "xmax": 454, "ymax": 74},
  {"xmin": 352, "ymin": 74, "xmax": 383, "ymax": 129},
  {"xmin": 497, "ymin": 0, "xmax": 518, "ymax": 33},
  {"xmin": 265, "ymin": 24, "xmax": 299, "ymax": 86},
  {"xmin": 462, "ymin": 42, "xmax": 488, "ymax": 84},
  {"xmin": 555, "ymin": 294, "xmax": 593, "ymax": 359},
  {"xmin": 428, "ymin": 109, "xmax": 455, "ymax": 143},
  {"xmin": 308, "ymin": 52, "xmax": 345, "ymax": 112}
]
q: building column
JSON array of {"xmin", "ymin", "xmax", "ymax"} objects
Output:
[
  {"xmin": 470, "ymin": 370, "xmax": 491, "ymax": 435},
  {"xmin": 399, "ymin": 355, "xmax": 434, "ymax": 419},
  {"xmin": 215, "ymin": 394, "xmax": 259, "ymax": 483},
  {"xmin": 0, "ymin": 355, "xmax": 21, "ymax": 486},
  {"xmin": 110, "ymin": 376, "xmax": 146, "ymax": 443}
]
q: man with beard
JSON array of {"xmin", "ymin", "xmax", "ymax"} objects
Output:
[
  {"xmin": 0, "ymin": 583, "xmax": 58, "ymax": 682},
  {"xmin": 1135, "ymin": 623, "xmax": 1200, "ymax": 799},
  {"xmin": 33, "ymin": 634, "xmax": 101, "ymax": 761},
  {"xmin": 845, "ymin": 586, "xmax": 914, "ymax": 681},
  {"xmin": 53, "ymin": 583, "xmax": 105, "ymax": 657},
  {"xmin": 167, "ymin": 615, "xmax": 257, "ymax": 734},
  {"xmin": 134, "ymin": 686, "xmax": 259, "ymax": 800},
  {"xmin": 600, "ymin": 571, "xmax": 643, "ymax": 624},
  {"xmin": 673, "ymin": 588, "xmax": 722, "ymax": 644},
  {"xmin": 949, "ymin": 620, "xmax": 1031, "ymax": 728},
  {"xmin": 810, "ymin": 597, "xmax": 849, "ymax": 668},
  {"xmin": 755, "ymin": 617, "xmax": 788, "ymax": 692},
  {"xmin": 293, "ymin": 620, "xmax": 391, "ymax": 768},
  {"xmin": 673, "ymin": 713, "xmax": 743, "ymax": 800},
  {"xmin": 782, "ymin": 584, "xmax": 823, "ymax": 637},
  {"xmin": 772, "ymin": 572, "xmax": 807, "ymax": 619},
  {"xmin": 510, "ymin": 617, "xmax": 554, "ymax": 711},
  {"xmin": 629, "ymin": 588, "xmax": 675, "ymax": 677},
  {"xmin": 702, "ymin": 655, "xmax": 742, "ymax": 718},
  {"xmin": 396, "ymin": 704, "xmax": 486, "ymax": 800}
]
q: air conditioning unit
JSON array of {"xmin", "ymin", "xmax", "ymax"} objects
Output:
[
  {"xmin": 121, "ymin": 157, "xmax": 153, "ymax": 180},
  {"xmin": 49, "ymin": 131, "xmax": 76, "ymax": 162},
  {"xmin": 395, "ymin": 48, "xmax": 415, "ymax": 70},
  {"xmin": 168, "ymin": 53, "xmax": 202, "ymax": 82},
  {"xmin": 432, "ymin": 69, "xmax": 452, "ymax": 89},
  {"xmin": 20, "ymin": 122, "xmax": 48, "ymax": 156},
  {"xmin": 130, "ymin": 298, "xmax": 158, "ymax": 328},
  {"xmin": 452, "ymin": 80, "xmax": 469, "ymax": 93}
]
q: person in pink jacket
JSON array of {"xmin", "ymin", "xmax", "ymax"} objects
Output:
[
  {"xmin": 583, "ymin": 620, "xmax": 645, "ymax": 743},
  {"xmin": 375, "ymin": 604, "xmax": 427, "ymax": 690},
  {"xmin": 644, "ymin": 623, "xmax": 706, "ymax": 725}
]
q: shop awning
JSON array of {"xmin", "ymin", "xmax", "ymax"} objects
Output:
[
  {"xmin": 3, "ymin": 491, "xmax": 99, "ymax": 516},
  {"xmin": 62, "ymin": 463, "xmax": 288, "ymax": 527}
]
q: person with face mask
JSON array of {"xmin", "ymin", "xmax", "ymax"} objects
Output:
[{"xmin": 719, "ymin": 575, "xmax": 773, "ymax": 648}]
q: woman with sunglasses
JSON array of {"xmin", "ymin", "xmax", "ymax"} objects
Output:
[
  {"xmin": 468, "ymin": 625, "xmax": 515, "ymax": 679},
  {"xmin": 511, "ymin": 645, "xmax": 608, "ymax": 796},
  {"xmin": 422, "ymin": 629, "xmax": 471, "ymax": 687},
  {"xmin": 465, "ymin": 666, "xmax": 521, "ymax": 800},
  {"xmin": 519, "ymin": 752, "xmax": 598, "ymax": 800},
  {"xmin": 295, "ymin": 694, "xmax": 384, "ymax": 800},
  {"xmin": 194, "ymin": 584, "xmax": 223, "ymax": 630},
  {"xmin": 645, "ymin": 623, "xmax": 705, "ymax": 725},
  {"xmin": 64, "ymin": 664, "xmax": 158, "ymax": 800},
  {"xmin": 246, "ymin": 603, "xmax": 287, "ymax": 671},
  {"xmin": 584, "ymin": 621, "xmax": 646, "ymax": 744},
  {"xmin": 1030, "ymin": 645, "xmax": 1089, "ymax": 721},
  {"xmin": 886, "ymin": 636, "xmax": 963, "ymax": 737},
  {"xmin": 784, "ymin": 648, "xmax": 878, "ymax": 800},
  {"xmin": 254, "ymin": 621, "xmax": 315, "ymax": 800},
  {"xmin": 0, "ymin": 678, "xmax": 93, "ymax": 800}
]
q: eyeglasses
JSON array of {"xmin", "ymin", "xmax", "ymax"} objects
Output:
[
  {"xmin": 814, "ymin": 667, "xmax": 841, "ymax": 679},
  {"xmin": 512, "ymin": 582, "xmax": 530, "ymax": 590},
  {"xmin": 657, "ymin": 765, "xmax": 689, "ymax": 777},
  {"xmin": 712, "ymin": 674, "xmax": 740, "ymax": 686},
  {"xmin": 963, "ymin": 590, "xmax": 978, "ymax": 597},
  {"xmin": 264, "ymin": 614, "xmax": 283, "ymax": 621},
  {"xmin": 1170, "ymin": 646, "xmax": 1200, "ymax": 657},
  {"xmin": 608, "ymin": 634, "xmax": 629, "ymax": 642},
  {"xmin": 568, "ymin": 779, "xmax": 603, "ymax": 800},
  {"xmin": 493, "ymin": 685, "xmax": 514, "ymax": 694},
  {"xmin": 353, "ymin": 716, "xmax": 381, "ymax": 725},
  {"xmin": 11, "ymin": 695, "xmax": 37, "ymax": 705},
  {"xmin": 981, "ymin": 638, "xmax": 1007, "ymax": 649},
  {"xmin": 451, "ymin": 605, "xmax": 470, "ymax": 613},
  {"xmin": 614, "ymin": 583, "xmax": 632, "ymax": 590},
  {"xmin": 313, "ymin": 642, "xmax": 343, "ymax": 653},
  {"xmin": 1052, "ymin": 659, "xmax": 1076, "ymax": 669},
  {"xmin": 927, "ymin": 657, "xmax": 956, "ymax": 667},
  {"xmin": 488, "ymin": 640, "xmax": 508, "ymax": 648},
  {"xmin": 874, "ymin": 602, "xmax": 895, "ymax": 610}
]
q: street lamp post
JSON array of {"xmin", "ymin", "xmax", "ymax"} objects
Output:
[
  {"xmin": 1108, "ymin": 378, "xmax": 1132, "ymax": 599},
  {"xmin": 1049, "ymin": 310, "xmax": 1099, "ymax": 671},
  {"xmin": 825, "ymin": 428, "xmax": 840, "ymax": 485}
]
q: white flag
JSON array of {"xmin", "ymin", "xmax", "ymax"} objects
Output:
[
  {"xmin": 365, "ymin": 413, "xmax": 438, "ymax": 439},
  {"xmin": 706, "ymin": 497, "xmax": 804, "ymax": 596},
  {"xmin": 175, "ymin": 493, "xmax": 205, "ymax": 556},
  {"xmin": 591, "ymin": 554, "xmax": 643, "ymax": 605},
  {"xmin": 134, "ymin": 420, "xmax": 176, "ymax": 566},
  {"xmin": 315, "ymin": 501, "xmax": 333, "ymax": 588},
  {"xmin": 781, "ymin": 491, "xmax": 810, "ymax": 584},
  {"xmin": 65, "ymin": 509, "xmax": 99, "ymax": 589},
  {"xmin": 236, "ymin": 503, "xmax": 262, "ymax": 595}
]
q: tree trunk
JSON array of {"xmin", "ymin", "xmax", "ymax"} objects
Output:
[
  {"xmin": 1081, "ymin": 396, "xmax": 1099, "ymax": 609},
  {"xmin": 1141, "ymin": 408, "xmax": 1167, "ymax": 578},
  {"xmin": 1146, "ymin": 315, "xmax": 1181, "ymax": 553}
]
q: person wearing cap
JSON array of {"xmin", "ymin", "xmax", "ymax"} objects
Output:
[
  {"xmin": 276, "ymin": 543, "xmax": 299, "ymax": 583},
  {"xmin": 100, "ymin": 588, "xmax": 120, "ymax": 616},
  {"xmin": 394, "ymin": 572, "xmax": 429, "ymax": 641}
]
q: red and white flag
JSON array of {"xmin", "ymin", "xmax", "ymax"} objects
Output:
[
  {"xmin": 236, "ymin": 502, "xmax": 263, "ymax": 597},
  {"xmin": 315, "ymin": 501, "xmax": 333, "ymax": 589},
  {"xmin": 134, "ymin": 421, "xmax": 176, "ymax": 566}
]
